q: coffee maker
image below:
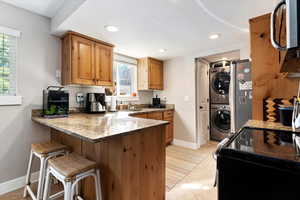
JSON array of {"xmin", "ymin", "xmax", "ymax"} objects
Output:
[{"xmin": 86, "ymin": 93, "xmax": 106, "ymax": 113}]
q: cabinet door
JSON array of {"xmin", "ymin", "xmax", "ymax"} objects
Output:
[
  {"xmin": 166, "ymin": 122, "xmax": 174, "ymax": 144},
  {"xmin": 163, "ymin": 110, "xmax": 174, "ymax": 120},
  {"xmin": 95, "ymin": 43, "xmax": 113, "ymax": 86},
  {"xmin": 72, "ymin": 36, "xmax": 95, "ymax": 85},
  {"xmin": 149, "ymin": 59, "xmax": 163, "ymax": 90}
]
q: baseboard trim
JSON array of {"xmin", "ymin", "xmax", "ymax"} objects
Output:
[
  {"xmin": 173, "ymin": 139, "xmax": 199, "ymax": 149},
  {"xmin": 0, "ymin": 171, "xmax": 39, "ymax": 196}
]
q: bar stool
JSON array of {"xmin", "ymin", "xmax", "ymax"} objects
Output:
[
  {"xmin": 23, "ymin": 141, "xmax": 69, "ymax": 200},
  {"xmin": 43, "ymin": 153, "xmax": 102, "ymax": 200}
]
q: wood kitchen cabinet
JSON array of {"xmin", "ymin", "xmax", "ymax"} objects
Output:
[
  {"xmin": 94, "ymin": 43, "xmax": 113, "ymax": 86},
  {"xmin": 163, "ymin": 110, "xmax": 174, "ymax": 144},
  {"xmin": 61, "ymin": 31, "xmax": 114, "ymax": 86},
  {"xmin": 147, "ymin": 111, "xmax": 163, "ymax": 120},
  {"xmin": 130, "ymin": 110, "xmax": 174, "ymax": 144},
  {"xmin": 131, "ymin": 113, "xmax": 148, "ymax": 119},
  {"xmin": 250, "ymin": 14, "xmax": 298, "ymax": 120},
  {"xmin": 138, "ymin": 57, "xmax": 164, "ymax": 90}
]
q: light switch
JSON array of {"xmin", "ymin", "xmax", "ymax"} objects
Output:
[{"xmin": 184, "ymin": 96, "xmax": 189, "ymax": 102}]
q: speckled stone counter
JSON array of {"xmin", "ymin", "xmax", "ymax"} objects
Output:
[
  {"xmin": 32, "ymin": 108, "xmax": 173, "ymax": 143},
  {"xmin": 244, "ymin": 120, "xmax": 300, "ymax": 133}
]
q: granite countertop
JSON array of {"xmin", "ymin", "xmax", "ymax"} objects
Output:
[
  {"xmin": 244, "ymin": 120, "xmax": 300, "ymax": 133},
  {"xmin": 32, "ymin": 107, "xmax": 173, "ymax": 143}
]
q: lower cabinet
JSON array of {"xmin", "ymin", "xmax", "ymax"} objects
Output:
[
  {"xmin": 148, "ymin": 112, "xmax": 163, "ymax": 120},
  {"xmin": 131, "ymin": 113, "xmax": 148, "ymax": 119},
  {"xmin": 131, "ymin": 110, "xmax": 174, "ymax": 145},
  {"xmin": 165, "ymin": 121, "xmax": 174, "ymax": 144}
]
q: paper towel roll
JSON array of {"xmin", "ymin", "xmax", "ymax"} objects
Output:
[{"xmin": 111, "ymin": 96, "xmax": 117, "ymax": 112}]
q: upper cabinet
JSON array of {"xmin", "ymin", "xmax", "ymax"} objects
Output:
[
  {"xmin": 61, "ymin": 31, "xmax": 114, "ymax": 86},
  {"xmin": 94, "ymin": 43, "xmax": 113, "ymax": 86},
  {"xmin": 138, "ymin": 57, "xmax": 164, "ymax": 90}
]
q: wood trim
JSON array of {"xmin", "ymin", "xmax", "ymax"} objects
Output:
[
  {"xmin": 62, "ymin": 31, "xmax": 114, "ymax": 47},
  {"xmin": 61, "ymin": 34, "xmax": 72, "ymax": 85}
]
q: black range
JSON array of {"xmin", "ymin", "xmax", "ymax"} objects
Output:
[{"xmin": 217, "ymin": 127, "xmax": 300, "ymax": 200}]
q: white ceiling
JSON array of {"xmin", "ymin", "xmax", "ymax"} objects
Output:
[
  {"xmin": 56, "ymin": 0, "xmax": 276, "ymax": 60},
  {"xmin": 0, "ymin": 0, "xmax": 66, "ymax": 18},
  {"xmin": 0, "ymin": 0, "xmax": 278, "ymax": 60}
]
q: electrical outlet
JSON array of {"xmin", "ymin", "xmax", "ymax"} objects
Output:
[{"xmin": 76, "ymin": 93, "xmax": 84, "ymax": 103}]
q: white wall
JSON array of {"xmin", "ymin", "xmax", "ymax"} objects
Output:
[
  {"xmin": 0, "ymin": 2, "xmax": 154, "ymax": 186},
  {"xmin": 155, "ymin": 42, "xmax": 250, "ymax": 146},
  {"xmin": 0, "ymin": 2, "xmax": 60, "ymax": 184}
]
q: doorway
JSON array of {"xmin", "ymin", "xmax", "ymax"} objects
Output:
[{"xmin": 195, "ymin": 50, "xmax": 240, "ymax": 146}]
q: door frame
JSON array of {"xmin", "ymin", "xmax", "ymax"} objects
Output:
[{"xmin": 195, "ymin": 58, "xmax": 210, "ymax": 148}]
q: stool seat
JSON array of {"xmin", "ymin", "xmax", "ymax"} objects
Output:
[
  {"xmin": 48, "ymin": 153, "xmax": 97, "ymax": 180},
  {"xmin": 32, "ymin": 142, "xmax": 68, "ymax": 155},
  {"xmin": 24, "ymin": 141, "xmax": 69, "ymax": 200}
]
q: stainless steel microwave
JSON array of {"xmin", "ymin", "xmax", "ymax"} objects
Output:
[{"xmin": 271, "ymin": 0, "xmax": 300, "ymax": 51}]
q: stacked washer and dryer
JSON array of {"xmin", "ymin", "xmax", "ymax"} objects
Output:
[
  {"xmin": 209, "ymin": 60, "xmax": 252, "ymax": 141},
  {"xmin": 209, "ymin": 61, "xmax": 231, "ymax": 141}
]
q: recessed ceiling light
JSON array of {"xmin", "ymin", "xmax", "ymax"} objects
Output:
[
  {"xmin": 159, "ymin": 49, "xmax": 167, "ymax": 53},
  {"xmin": 105, "ymin": 25, "xmax": 119, "ymax": 32},
  {"xmin": 209, "ymin": 34, "xmax": 220, "ymax": 40}
]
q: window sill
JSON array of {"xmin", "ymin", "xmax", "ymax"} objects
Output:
[{"xmin": 0, "ymin": 96, "xmax": 22, "ymax": 106}]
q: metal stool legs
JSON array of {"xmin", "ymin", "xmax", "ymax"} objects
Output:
[
  {"xmin": 23, "ymin": 150, "xmax": 66, "ymax": 200},
  {"xmin": 43, "ymin": 167, "xmax": 102, "ymax": 200},
  {"xmin": 23, "ymin": 150, "xmax": 34, "ymax": 198}
]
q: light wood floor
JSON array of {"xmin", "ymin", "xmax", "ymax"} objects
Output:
[
  {"xmin": 166, "ymin": 142, "xmax": 218, "ymax": 200},
  {"xmin": 0, "ymin": 142, "xmax": 218, "ymax": 200}
]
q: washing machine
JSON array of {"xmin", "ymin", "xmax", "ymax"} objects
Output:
[
  {"xmin": 210, "ymin": 65, "xmax": 230, "ymax": 104},
  {"xmin": 210, "ymin": 104, "xmax": 231, "ymax": 141}
]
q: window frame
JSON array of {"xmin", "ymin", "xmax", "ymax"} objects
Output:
[
  {"xmin": 0, "ymin": 26, "xmax": 22, "ymax": 106},
  {"xmin": 113, "ymin": 54, "xmax": 139, "ymax": 101}
]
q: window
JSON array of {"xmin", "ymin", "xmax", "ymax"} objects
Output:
[
  {"xmin": 113, "ymin": 54, "xmax": 138, "ymax": 98},
  {"xmin": 0, "ymin": 26, "xmax": 21, "ymax": 105}
]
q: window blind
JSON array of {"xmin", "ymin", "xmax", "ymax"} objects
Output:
[
  {"xmin": 0, "ymin": 27, "xmax": 18, "ymax": 96},
  {"xmin": 114, "ymin": 53, "xmax": 138, "ymax": 65}
]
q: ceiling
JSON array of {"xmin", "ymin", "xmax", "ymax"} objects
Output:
[
  {"xmin": 0, "ymin": 0, "xmax": 66, "ymax": 18},
  {"xmin": 0, "ymin": 0, "xmax": 278, "ymax": 60}
]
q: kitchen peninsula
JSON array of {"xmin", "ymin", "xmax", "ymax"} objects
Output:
[{"xmin": 32, "ymin": 109, "xmax": 171, "ymax": 200}]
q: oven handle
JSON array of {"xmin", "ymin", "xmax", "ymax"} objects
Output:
[
  {"xmin": 213, "ymin": 137, "xmax": 230, "ymax": 187},
  {"xmin": 213, "ymin": 138, "xmax": 230, "ymax": 160}
]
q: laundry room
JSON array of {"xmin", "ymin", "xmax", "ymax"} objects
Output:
[{"xmin": 196, "ymin": 50, "xmax": 253, "ymax": 143}]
